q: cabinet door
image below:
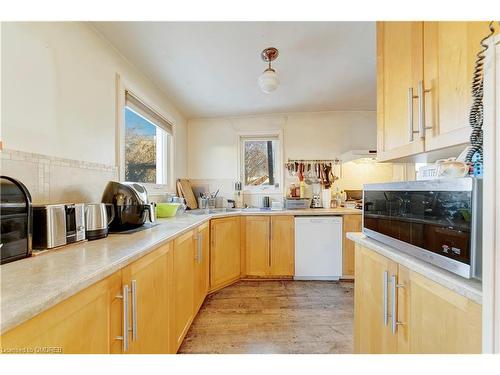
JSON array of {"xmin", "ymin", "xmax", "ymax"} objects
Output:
[
  {"xmin": 194, "ymin": 222, "xmax": 210, "ymax": 312},
  {"xmin": 423, "ymin": 22, "xmax": 493, "ymax": 151},
  {"xmin": 396, "ymin": 265, "xmax": 481, "ymax": 353},
  {"xmin": 354, "ymin": 244, "xmax": 398, "ymax": 353},
  {"xmin": 123, "ymin": 243, "xmax": 172, "ymax": 354},
  {"xmin": 173, "ymin": 231, "xmax": 195, "ymax": 351},
  {"xmin": 1, "ymin": 272, "xmax": 121, "ymax": 354},
  {"xmin": 210, "ymin": 217, "xmax": 241, "ymax": 290},
  {"xmin": 377, "ymin": 21, "xmax": 425, "ymax": 161},
  {"xmin": 245, "ymin": 216, "xmax": 270, "ymax": 277},
  {"xmin": 269, "ymin": 216, "xmax": 294, "ymax": 277},
  {"xmin": 342, "ymin": 214, "xmax": 361, "ymax": 278}
]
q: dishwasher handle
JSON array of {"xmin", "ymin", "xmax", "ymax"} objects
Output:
[{"xmin": 296, "ymin": 216, "xmax": 342, "ymax": 224}]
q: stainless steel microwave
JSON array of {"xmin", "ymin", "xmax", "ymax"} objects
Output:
[{"xmin": 362, "ymin": 178, "xmax": 482, "ymax": 279}]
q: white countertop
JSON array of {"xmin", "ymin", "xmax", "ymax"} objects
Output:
[
  {"xmin": 346, "ymin": 232, "xmax": 482, "ymax": 304},
  {"xmin": 0, "ymin": 208, "xmax": 360, "ymax": 335}
]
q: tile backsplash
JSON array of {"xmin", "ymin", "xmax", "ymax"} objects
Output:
[{"xmin": 1, "ymin": 149, "xmax": 118, "ymax": 204}]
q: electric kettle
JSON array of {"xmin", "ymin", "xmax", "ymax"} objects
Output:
[{"xmin": 84, "ymin": 203, "xmax": 115, "ymax": 240}]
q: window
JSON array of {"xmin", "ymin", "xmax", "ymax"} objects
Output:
[
  {"xmin": 240, "ymin": 134, "xmax": 281, "ymax": 192},
  {"xmin": 123, "ymin": 91, "xmax": 172, "ymax": 185}
]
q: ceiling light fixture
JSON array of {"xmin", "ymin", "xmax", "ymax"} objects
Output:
[{"xmin": 258, "ymin": 47, "xmax": 279, "ymax": 94}]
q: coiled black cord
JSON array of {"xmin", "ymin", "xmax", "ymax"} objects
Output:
[{"xmin": 466, "ymin": 21, "xmax": 496, "ymax": 164}]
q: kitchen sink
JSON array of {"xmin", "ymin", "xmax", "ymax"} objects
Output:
[{"xmin": 187, "ymin": 208, "xmax": 240, "ymax": 215}]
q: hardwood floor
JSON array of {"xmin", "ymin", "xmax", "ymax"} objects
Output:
[{"xmin": 178, "ymin": 280, "xmax": 354, "ymax": 354}]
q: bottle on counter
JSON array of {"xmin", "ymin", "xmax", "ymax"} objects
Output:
[
  {"xmin": 335, "ymin": 187, "xmax": 342, "ymax": 208},
  {"xmin": 234, "ymin": 181, "xmax": 244, "ymax": 208},
  {"xmin": 299, "ymin": 181, "xmax": 306, "ymax": 199}
]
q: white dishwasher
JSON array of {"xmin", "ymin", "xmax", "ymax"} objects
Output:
[{"xmin": 294, "ymin": 216, "xmax": 343, "ymax": 280}]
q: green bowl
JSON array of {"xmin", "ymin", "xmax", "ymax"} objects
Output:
[{"xmin": 157, "ymin": 203, "xmax": 181, "ymax": 218}]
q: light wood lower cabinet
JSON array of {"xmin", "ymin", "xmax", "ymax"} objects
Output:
[
  {"xmin": 1, "ymin": 245, "xmax": 174, "ymax": 355},
  {"xmin": 244, "ymin": 216, "xmax": 270, "ymax": 277},
  {"xmin": 342, "ymin": 214, "xmax": 362, "ymax": 278},
  {"xmin": 354, "ymin": 244, "xmax": 482, "ymax": 353},
  {"xmin": 210, "ymin": 217, "xmax": 241, "ymax": 290},
  {"xmin": 120, "ymin": 243, "xmax": 172, "ymax": 354},
  {"xmin": 1, "ymin": 272, "xmax": 122, "ymax": 354},
  {"xmin": 173, "ymin": 230, "xmax": 196, "ymax": 352},
  {"xmin": 270, "ymin": 216, "xmax": 294, "ymax": 276},
  {"xmin": 194, "ymin": 222, "xmax": 210, "ymax": 312},
  {"xmin": 396, "ymin": 265, "xmax": 482, "ymax": 353},
  {"xmin": 244, "ymin": 216, "xmax": 294, "ymax": 278},
  {"xmin": 354, "ymin": 245, "xmax": 398, "ymax": 353}
]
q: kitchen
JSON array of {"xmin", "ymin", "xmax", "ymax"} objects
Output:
[{"xmin": 1, "ymin": 1, "xmax": 500, "ymax": 371}]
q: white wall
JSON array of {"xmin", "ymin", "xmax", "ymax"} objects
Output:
[
  {"xmin": 187, "ymin": 111, "xmax": 407, "ymax": 206},
  {"xmin": 188, "ymin": 111, "xmax": 377, "ymax": 179},
  {"xmin": 0, "ymin": 22, "xmax": 187, "ymax": 202}
]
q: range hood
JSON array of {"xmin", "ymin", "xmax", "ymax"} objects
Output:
[{"xmin": 340, "ymin": 149, "xmax": 377, "ymax": 163}]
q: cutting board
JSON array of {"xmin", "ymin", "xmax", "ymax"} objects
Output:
[{"xmin": 177, "ymin": 179, "xmax": 198, "ymax": 210}]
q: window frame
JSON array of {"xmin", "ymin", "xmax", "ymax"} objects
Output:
[
  {"xmin": 116, "ymin": 75, "xmax": 175, "ymax": 193},
  {"xmin": 123, "ymin": 105, "xmax": 170, "ymax": 185},
  {"xmin": 238, "ymin": 130, "xmax": 284, "ymax": 194}
]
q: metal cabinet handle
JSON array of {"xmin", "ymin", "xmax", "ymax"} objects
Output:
[
  {"xmin": 418, "ymin": 80, "xmax": 432, "ymax": 138},
  {"xmin": 197, "ymin": 233, "xmax": 202, "ymax": 263},
  {"xmin": 198, "ymin": 233, "xmax": 203, "ymax": 263},
  {"xmin": 268, "ymin": 219, "xmax": 272, "ymax": 267},
  {"xmin": 194, "ymin": 235, "xmax": 199, "ymax": 263},
  {"xmin": 408, "ymin": 87, "xmax": 419, "ymax": 142},
  {"xmin": 116, "ymin": 284, "xmax": 130, "ymax": 352},
  {"xmin": 383, "ymin": 271, "xmax": 388, "ymax": 326},
  {"xmin": 391, "ymin": 275, "xmax": 405, "ymax": 334},
  {"xmin": 131, "ymin": 280, "xmax": 138, "ymax": 341}
]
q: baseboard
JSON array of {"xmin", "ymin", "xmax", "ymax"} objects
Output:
[
  {"xmin": 242, "ymin": 276, "xmax": 294, "ymax": 280},
  {"xmin": 208, "ymin": 277, "xmax": 240, "ymax": 294}
]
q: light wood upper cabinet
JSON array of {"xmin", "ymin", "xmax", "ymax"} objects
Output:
[
  {"xmin": 423, "ymin": 22, "xmax": 492, "ymax": 152},
  {"xmin": 342, "ymin": 214, "xmax": 361, "ymax": 278},
  {"xmin": 377, "ymin": 21, "xmax": 425, "ymax": 161},
  {"xmin": 1, "ymin": 271, "xmax": 122, "ymax": 354},
  {"xmin": 173, "ymin": 231, "xmax": 196, "ymax": 351},
  {"xmin": 121, "ymin": 243, "xmax": 172, "ymax": 354},
  {"xmin": 377, "ymin": 21, "xmax": 493, "ymax": 161},
  {"xmin": 210, "ymin": 217, "xmax": 241, "ymax": 290},
  {"xmin": 396, "ymin": 265, "xmax": 481, "ymax": 353},
  {"xmin": 245, "ymin": 216, "xmax": 271, "ymax": 277},
  {"xmin": 269, "ymin": 216, "xmax": 295, "ymax": 277},
  {"xmin": 194, "ymin": 222, "xmax": 210, "ymax": 312},
  {"xmin": 354, "ymin": 245, "xmax": 398, "ymax": 354}
]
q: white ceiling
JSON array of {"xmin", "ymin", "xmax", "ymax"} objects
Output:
[{"xmin": 92, "ymin": 22, "xmax": 376, "ymax": 119}]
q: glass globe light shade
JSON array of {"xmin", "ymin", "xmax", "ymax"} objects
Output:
[{"xmin": 258, "ymin": 69, "xmax": 279, "ymax": 94}]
